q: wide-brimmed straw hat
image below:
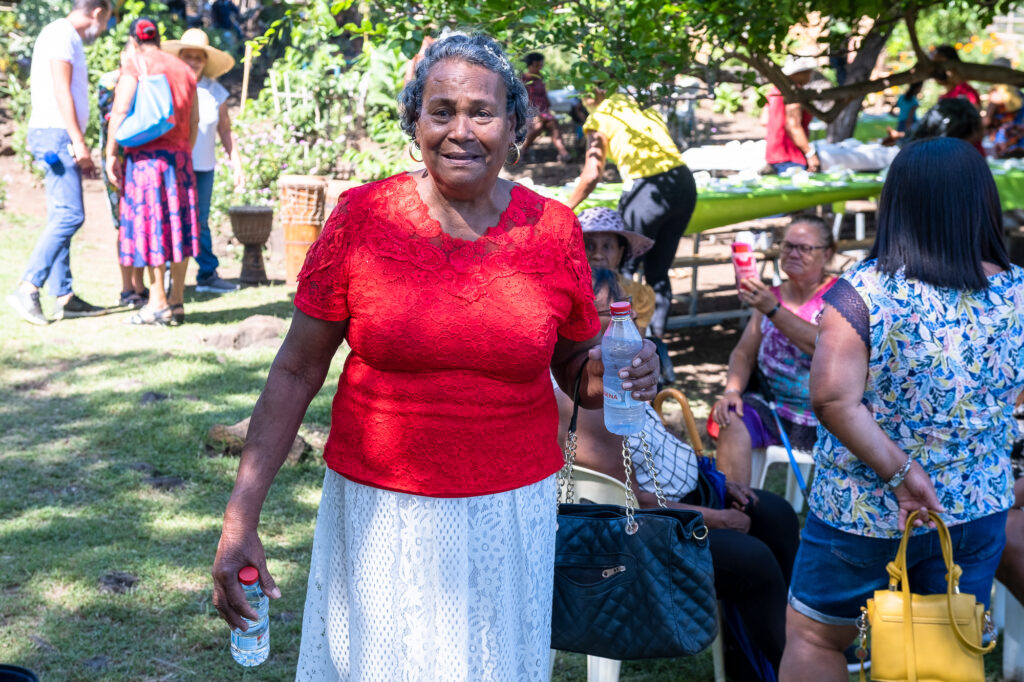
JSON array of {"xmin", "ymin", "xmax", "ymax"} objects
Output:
[
  {"xmin": 163, "ymin": 28, "xmax": 235, "ymax": 79},
  {"xmin": 577, "ymin": 207, "xmax": 654, "ymax": 260}
]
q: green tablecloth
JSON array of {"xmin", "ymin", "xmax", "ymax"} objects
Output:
[
  {"xmin": 542, "ymin": 175, "xmax": 885, "ymax": 234},
  {"xmin": 541, "ymin": 167, "xmax": 1024, "ymax": 233},
  {"xmin": 809, "ymin": 114, "xmax": 898, "ymax": 143},
  {"xmin": 992, "ymin": 169, "xmax": 1024, "ymax": 211}
]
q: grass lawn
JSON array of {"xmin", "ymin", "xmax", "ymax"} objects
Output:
[{"xmin": 0, "ymin": 210, "xmax": 1007, "ymax": 681}]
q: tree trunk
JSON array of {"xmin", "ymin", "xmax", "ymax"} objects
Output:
[{"xmin": 825, "ymin": 27, "xmax": 892, "ymax": 142}]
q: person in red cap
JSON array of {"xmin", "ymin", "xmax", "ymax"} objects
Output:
[{"xmin": 105, "ymin": 17, "xmax": 199, "ymax": 326}]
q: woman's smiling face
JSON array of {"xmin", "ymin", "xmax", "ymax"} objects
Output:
[{"xmin": 415, "ymin": 59, "xmax": 515, "ymax": 199}]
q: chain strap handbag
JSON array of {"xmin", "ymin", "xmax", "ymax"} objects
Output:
[
  {"xmin": 855, "ymin": 511, "xmax": 996, "ymax": 682},
  {"xmin": 550, "ymin": 364, "xmax": 719, "ymax": 660}
]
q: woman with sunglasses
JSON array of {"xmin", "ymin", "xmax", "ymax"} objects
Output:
[{"xmin": 710, "ymin": 216, "xmax": 836, "ymax": 485}]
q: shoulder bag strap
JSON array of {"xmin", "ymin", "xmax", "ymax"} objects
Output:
[
  {"xmin": 134, "ymin": 52, "xmax": 148, "ymax": 80},
  {"xmin": 558, "ymin": 359, "xmax": 589, "ymax": 505}
]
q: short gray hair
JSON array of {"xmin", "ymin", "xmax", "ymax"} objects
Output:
[{"xmin": 398, "ymin": 33, "xmax": 531, "ymax": 146}]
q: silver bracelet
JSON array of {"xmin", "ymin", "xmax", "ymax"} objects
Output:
[{"xmin": 883, "ymin": 456, "xmax": 912, "ymax": 491}]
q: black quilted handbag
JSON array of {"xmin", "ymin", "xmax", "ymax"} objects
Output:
[{"xmin": 550, "ymin": 367, "xmax": 718, "ymax": 660}]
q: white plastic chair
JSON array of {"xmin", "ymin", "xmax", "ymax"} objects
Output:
[{"xmin": 750, "ymin": 445, "xmax": 814, "ymax": 512}]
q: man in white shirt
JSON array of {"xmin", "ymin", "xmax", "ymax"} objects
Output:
[{"xmin": 7, "ymin": 0, "xmax": 111, "ymax": 325}]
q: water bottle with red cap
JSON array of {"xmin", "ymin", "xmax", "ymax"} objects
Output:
[
  {"xmin": 602, "ymin": 300, "xmax": 645, "ymax": 434},
  {"xmin": 231, "ymin": 566, "xmax": 269, "ymax": 666}
]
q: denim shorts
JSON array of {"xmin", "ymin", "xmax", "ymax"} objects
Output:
[{"xmin": 789, "ymin": 512, "xmax": 1007, "ymax": 626}]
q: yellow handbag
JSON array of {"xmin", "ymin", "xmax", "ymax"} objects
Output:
[{"xmin": 857, "ymin": 511, "xmax": 995, "ymax": 682}]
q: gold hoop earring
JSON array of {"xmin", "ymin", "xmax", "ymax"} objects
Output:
[
  {"xmin": 409, "ymin": 144, "xmax": 422, "ymax": 163},
  {"xmin": 508, "ymin": 143, "xmax": 521, "ymax": 166}
]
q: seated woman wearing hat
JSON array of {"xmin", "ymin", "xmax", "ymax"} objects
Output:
[
  {"xmin": 577, "ymin": 207, "xmax": 655, "ymax": 331},
  {"xmin": 163, "ymin": 28, "xmax": 243, "ymax": 295},
  {"xmin": 765, "ymin": 56, "xmax": 820, "ymax": 174}
]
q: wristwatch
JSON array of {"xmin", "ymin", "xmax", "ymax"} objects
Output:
[{"xmin": 766, "ymin": 303, "xmax": 781, "ymax": 318}]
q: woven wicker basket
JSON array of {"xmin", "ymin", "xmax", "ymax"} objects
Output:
[{"xmin": 228, "ymin": 205, "xmax": 274, "ymax": 245}]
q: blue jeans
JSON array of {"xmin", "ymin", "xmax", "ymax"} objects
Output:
[
  {"xmin": 789, "ymin": 512, "xmax": 1007, "ymax": 626},
  {"xmin": 193, "ymin": 169, "xmax": 219, "ymax": 280},
  {"xmin": 23, "ymin": 128, "xmax": 85, "ymax": 297},
  {"xmin": 771, "ymin": 161, "xmax": 807, "ymax": 174}
]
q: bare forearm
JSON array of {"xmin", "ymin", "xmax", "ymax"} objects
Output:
[
  {"xmin": 553, "ymin": 346, "xmax": 602, "ymax": 409},
  {"xmin": 815, "ymin": 400, "xmax": 906, "ymax": 480},
  {"xmin": 768, "ymin": 308, "xmax": 818, "ymax": 354},
  {"xmin": 636, "ymin": 489, "xmax": 721, "ymax": 522},
  {"xmin": 106, "ymin": 112, "xmax": 127, "ymax": 156},
  {"xmin": 787, "ymin": 123, "xmax": 812, "ymax": 155},
  {"xmin": 224, "ymin": 360, "xmax": 330, "ymax": 525},
  {"xmin": 724, "ymin": 349, "xmax": 754, "ymax": 393},
  {"xmin": 218, "ymin": 127, "xmax": 236, "ymax": 159},
  {"xmin": 567, "ymin": 170, "xmax": 599, "ymax": 210}
]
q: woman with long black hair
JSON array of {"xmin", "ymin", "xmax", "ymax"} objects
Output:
[{"xmin": 781, "ymin": 137, "xmax": 1024, "ymax": 681}]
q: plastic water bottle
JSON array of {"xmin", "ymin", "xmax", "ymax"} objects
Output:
[
  {"xmin": 42, "ymin": 151, "xmax": 63, "ymax": 173},
  {"xmin": 231, "ymin": 566, "xmax": 269, "ymax": 667},
  {"xmin": 602, "ymin": 301, "xmax": 645, "ymax": 434}
]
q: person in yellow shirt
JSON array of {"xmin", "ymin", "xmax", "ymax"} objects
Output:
[{"xmin": 568, "ymin": 92, "xmax": 695, "ymax": 336}]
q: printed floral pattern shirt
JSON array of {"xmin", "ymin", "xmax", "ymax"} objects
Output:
[{"xmin": 810, "ymin": 259, "xmax": 1024, "ymax": 538}]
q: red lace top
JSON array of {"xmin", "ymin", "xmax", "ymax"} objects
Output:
[{"xmin": 294, "ymin": 173, "xmax": 600, "ymax": 497}]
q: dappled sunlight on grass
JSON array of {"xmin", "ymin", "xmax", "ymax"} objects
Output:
[{"xmin": 0, "ymin": 217, "xmax": 337, "ymax": 679}]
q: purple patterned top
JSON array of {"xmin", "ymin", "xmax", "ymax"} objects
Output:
[{"xmin": 756, "ymin": 277, "xmax": 837, "ymax": 426}]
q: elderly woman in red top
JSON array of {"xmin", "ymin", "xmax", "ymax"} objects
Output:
[
  {"xmin": 211, "ymin": 33, "xmax": 659, "ymax": 680},
  {"xmin": 105, "ymin": 18, "xmax": 199, "ymax": 325}
]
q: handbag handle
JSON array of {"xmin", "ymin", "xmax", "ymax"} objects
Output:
[
  {"xmin": 557, "ymin": 359, "xmax": 671, "ymax": 532},
  {"xmin": 887, "ymin": 510, "xmax": 996, "ymax": 680}
]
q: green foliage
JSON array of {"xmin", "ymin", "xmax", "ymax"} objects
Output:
[
  {"xmin": 889, "ymin": 4, "xmax": 999, "ymax": 60},
  {"xmin": 209, "ymin": 23, "xmax": 407, "ymax": 229},
  {"xmin": 2, "ymin": 0, "xmax": 185, "ymax": 170},
  {"xmin": 0, "ymin": 8, "xmax": 34, "ymax": 74},
  {"xmin": 711, "ymin": 83, "xmax": 743, "ymax": 116},
  {"xmin": 338, "ymin": 0, "xmax": 703, "ymax": 106}
]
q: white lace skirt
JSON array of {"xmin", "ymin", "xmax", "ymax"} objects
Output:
[{"xmin": 295, "ymin": 469, "xmax": 557, "ymax": 682}]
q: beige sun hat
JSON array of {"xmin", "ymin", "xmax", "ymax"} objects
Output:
[{"xmin": 163, "ymin": 28, "xmax": 235, "ymax": 79}]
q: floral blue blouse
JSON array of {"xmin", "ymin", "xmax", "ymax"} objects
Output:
[{"xmin": 809, "ymin": 259, "xmax": 1024, "ymax": 538}]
